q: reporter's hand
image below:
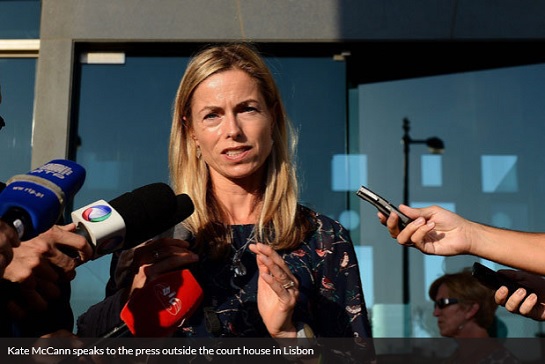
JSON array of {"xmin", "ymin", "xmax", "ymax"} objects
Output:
[
  {"xmin": 4, "ymin": 224, "xmax": 92, "ymax": 281},
  {"xmin": 129, "ymin": 238, "xmax": 199, "ymax": 298},
  {"xmin": 3, "ymin": 224, "xmax": 92, "ymax": 317},
  {"xmin": 494, "ymin": 269, "xmax": 545, "ymax": 321},
  {"xmin": 379, "ymin": 205, "xmax": 474, "ymax": 257},
  {"xmin": 0, "ymin": 220, "xmax": 19, "ymax": 276}
]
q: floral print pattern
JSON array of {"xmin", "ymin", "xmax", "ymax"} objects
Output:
[{"xmin": 178, "ymin": 207, "xmax": 372, "ymax": 339}]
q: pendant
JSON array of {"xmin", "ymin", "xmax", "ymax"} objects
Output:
[{"xmin": 232, "ymin": 259, "xmax": 247, "ymax": 277}]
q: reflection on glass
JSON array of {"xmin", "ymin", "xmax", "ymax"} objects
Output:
[
  {"xmin": 421, "ymin": 155, "xmax": 442, "ymax": 187},
  {"xmin": 0, "ymin": 58, "xmax": 35, "ymax": 180},
  {"xmin": 331, "ymin": 154, "xmax": 368, "ymax": 191},
  {"xmin": 356, "ymin": 63, "xmax": 545, "ymax": 336},
  {"xmin": 481, "ymin": 155, "xmax": 518, "ymax": 193}
]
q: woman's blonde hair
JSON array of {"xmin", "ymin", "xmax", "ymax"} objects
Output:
[{"xmin": 169, "ymin": 43, "xmax": 310, "ymax": 258}]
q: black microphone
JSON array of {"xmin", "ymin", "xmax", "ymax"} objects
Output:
[
  {"xmin": 70, "ymin": 183, "xmax": 194, "ymax": 258},
  {"xmin": 0, "ymin": 160, "xmax": 86, "ymax": 240}
]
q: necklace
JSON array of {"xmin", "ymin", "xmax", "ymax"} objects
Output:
[{"xmin": 230, "ymin": 226, "xmax": 256, "ymax": 277}]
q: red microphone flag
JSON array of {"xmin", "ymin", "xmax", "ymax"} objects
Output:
[{"xmin": 120, "ymin": 269, "xmax": 203, "ymax": 337}]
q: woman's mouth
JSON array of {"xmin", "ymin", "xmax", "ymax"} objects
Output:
[
  {"xmin": 226, "ymin": 149, "xmax": 245, "ymax": 157},
  {"xmin": 223, "ymin": 147, "xmax": 250, "ymax": 159}
]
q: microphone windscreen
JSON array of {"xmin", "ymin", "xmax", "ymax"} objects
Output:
[
  {"xmin": 0, "ymin": 160, "xmax": 86, "ymax": 239},
  {"xmin": 28, "ymin": 159, "xmax": 86, "ymax": 202},
  {"xmin": 120, "ymin": 269, "xmax": 203, "ymax": 337},
  {"xmin": 108, "ymin": 183, "xmax": 178, "ymax": 249},
  {"xmin": 71, "ymin": 183, "xmax": 195, "ymax": 257},
  {"xmin": 169, "ymin": 193, "xmax": 195, "ymax": 227}
]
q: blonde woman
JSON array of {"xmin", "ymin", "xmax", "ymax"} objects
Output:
[{"xmin": 78, "ymin": 44, "xmax": 373, "ymax": 353}]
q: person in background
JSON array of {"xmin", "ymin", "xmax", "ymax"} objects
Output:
[
  {"xmin": 430, "ymin": 270, "xmax": 499, "ymax": 338},
  {"xmin": 429, "ymin": 269, "xmax": 520, "ymax": 363},
  {"xmin": 381, "ymin": 204, "xmax": 545, "ymax": 322},
  {"xmin": 78, "ymin": 42, "xmax": 374, "ymax": 362}
]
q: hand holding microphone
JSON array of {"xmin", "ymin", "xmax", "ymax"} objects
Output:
[
  {"xmin": 65, "ymin": 268, "xmax": 203, "ymax": 362},
  {"xmin": 0, "ymin": 222, "xmax": 92, "ymax": 337},
  {"xmin": 99, "ymin": 195, "xmax": 202, "ymax": 338},
  {"xmin": 0, "ymin": 160, "xmax": 85, "ymax": 276},
  {"xmin": 0, "ymin": 159, "xmax": 86, "ymax": 241},
  {"xmin": 71, "ymin": 184, "xmax": 201, "ymax": 341},
  {"xmin": 98, "ymin": 231, "xmax": 202, "ymax": 338},
  {"xmin": 112, "ymin": 268, "xmax": 203, "ymax": 337},
  {"xmin": 2, "ymin": 180, "xmax": 195, "ymax": 337},
  {"xmin": 0, "ymin": 163, "xmax": 200, "ymax": 338},
  {"xmin": 2, "ymin": 224, "xmax": 91, "ymax": 319}
]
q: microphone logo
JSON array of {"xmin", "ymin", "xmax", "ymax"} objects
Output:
[
  {"xmin": 33, "ymin": 161, "xmax": 76, "ymax": 180},
  {"xmin": 82, "ymin": 205, "xmax": 112, "ymax": 222},
  {"xmin": 154, "ymin": 282, "xmax": 182, "ymax": 316}
]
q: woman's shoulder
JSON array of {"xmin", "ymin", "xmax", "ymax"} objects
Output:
[
  {"xmin": 299, "ymin": 204, "xmax": 346, "ymax": 231},
  {"xmin": 298, "ymin": 204, "xmax": 351, "ymax": 243}
]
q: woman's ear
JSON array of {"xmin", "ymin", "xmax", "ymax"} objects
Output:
[
  {"xmin": 464, "ymin": 302, "xmax": 480, "ymax": 320},
  {"xmin": 183, "ymin": 116, "xmax": 198, "ymax": 142}
]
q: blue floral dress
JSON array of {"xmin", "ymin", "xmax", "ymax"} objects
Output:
[{"xmin": 178, "ymin": 211, "xmax": 371, "ymax": 339}]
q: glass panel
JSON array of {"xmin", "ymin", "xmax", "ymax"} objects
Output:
[
  {"xmin": 354, "ymin": 63, "xmax": 545, "ymax": 338},
  {"xmin": 0, "ymin": 0, "xmax": 41, "ymax": 39},
  {"xmin": 71, "ymin": 56, "xmax": 188, "ymax": 320},
  {"xmin": 268, "ymin": 57, "xmax": 347, "ymax": 217},
  {"xmin": 0, "ymin": 58, "xmax": 35, "ymax": 180},
  {"xmin": 75, "ymin": 56, "xmax": 185, "ymax": 205},
  {"xmin": 71, "ymin": 52, "xmax": 347, "ymax": 323}
]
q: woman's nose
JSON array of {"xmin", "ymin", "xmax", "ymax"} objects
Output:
[{"xmin": 224, "ymin": 114, "xmax": 242, "ymax": 139}]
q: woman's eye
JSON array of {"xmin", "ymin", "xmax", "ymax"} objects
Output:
[
  {"xmin": 204, "ymin": 113, "xmax": 218, "ymax": 120},
  {"xmin": 242, "ymin": 106, "xmax": 257, "ymax": 113}
]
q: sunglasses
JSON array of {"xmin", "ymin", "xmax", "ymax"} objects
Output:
[{"xmin": 434, "ymin": 298, "xmax": 459, "ymax": 309}]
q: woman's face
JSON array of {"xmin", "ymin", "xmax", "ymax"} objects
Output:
[
  {"xmin": 189, "ymin": 69, "xmax": 274, "ymax": 186},
  {"xmin": 433, "ymin": 284, "xmax": 468, "ymax": 337}
]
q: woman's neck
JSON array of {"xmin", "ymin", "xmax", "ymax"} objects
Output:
[
  {"xmin": 455, "ymin": 322, "xmax": 490, "ymax": 338},
  {"xmin": 212, "ymin": 178, "xmax": 263, "ymax": 225}
]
